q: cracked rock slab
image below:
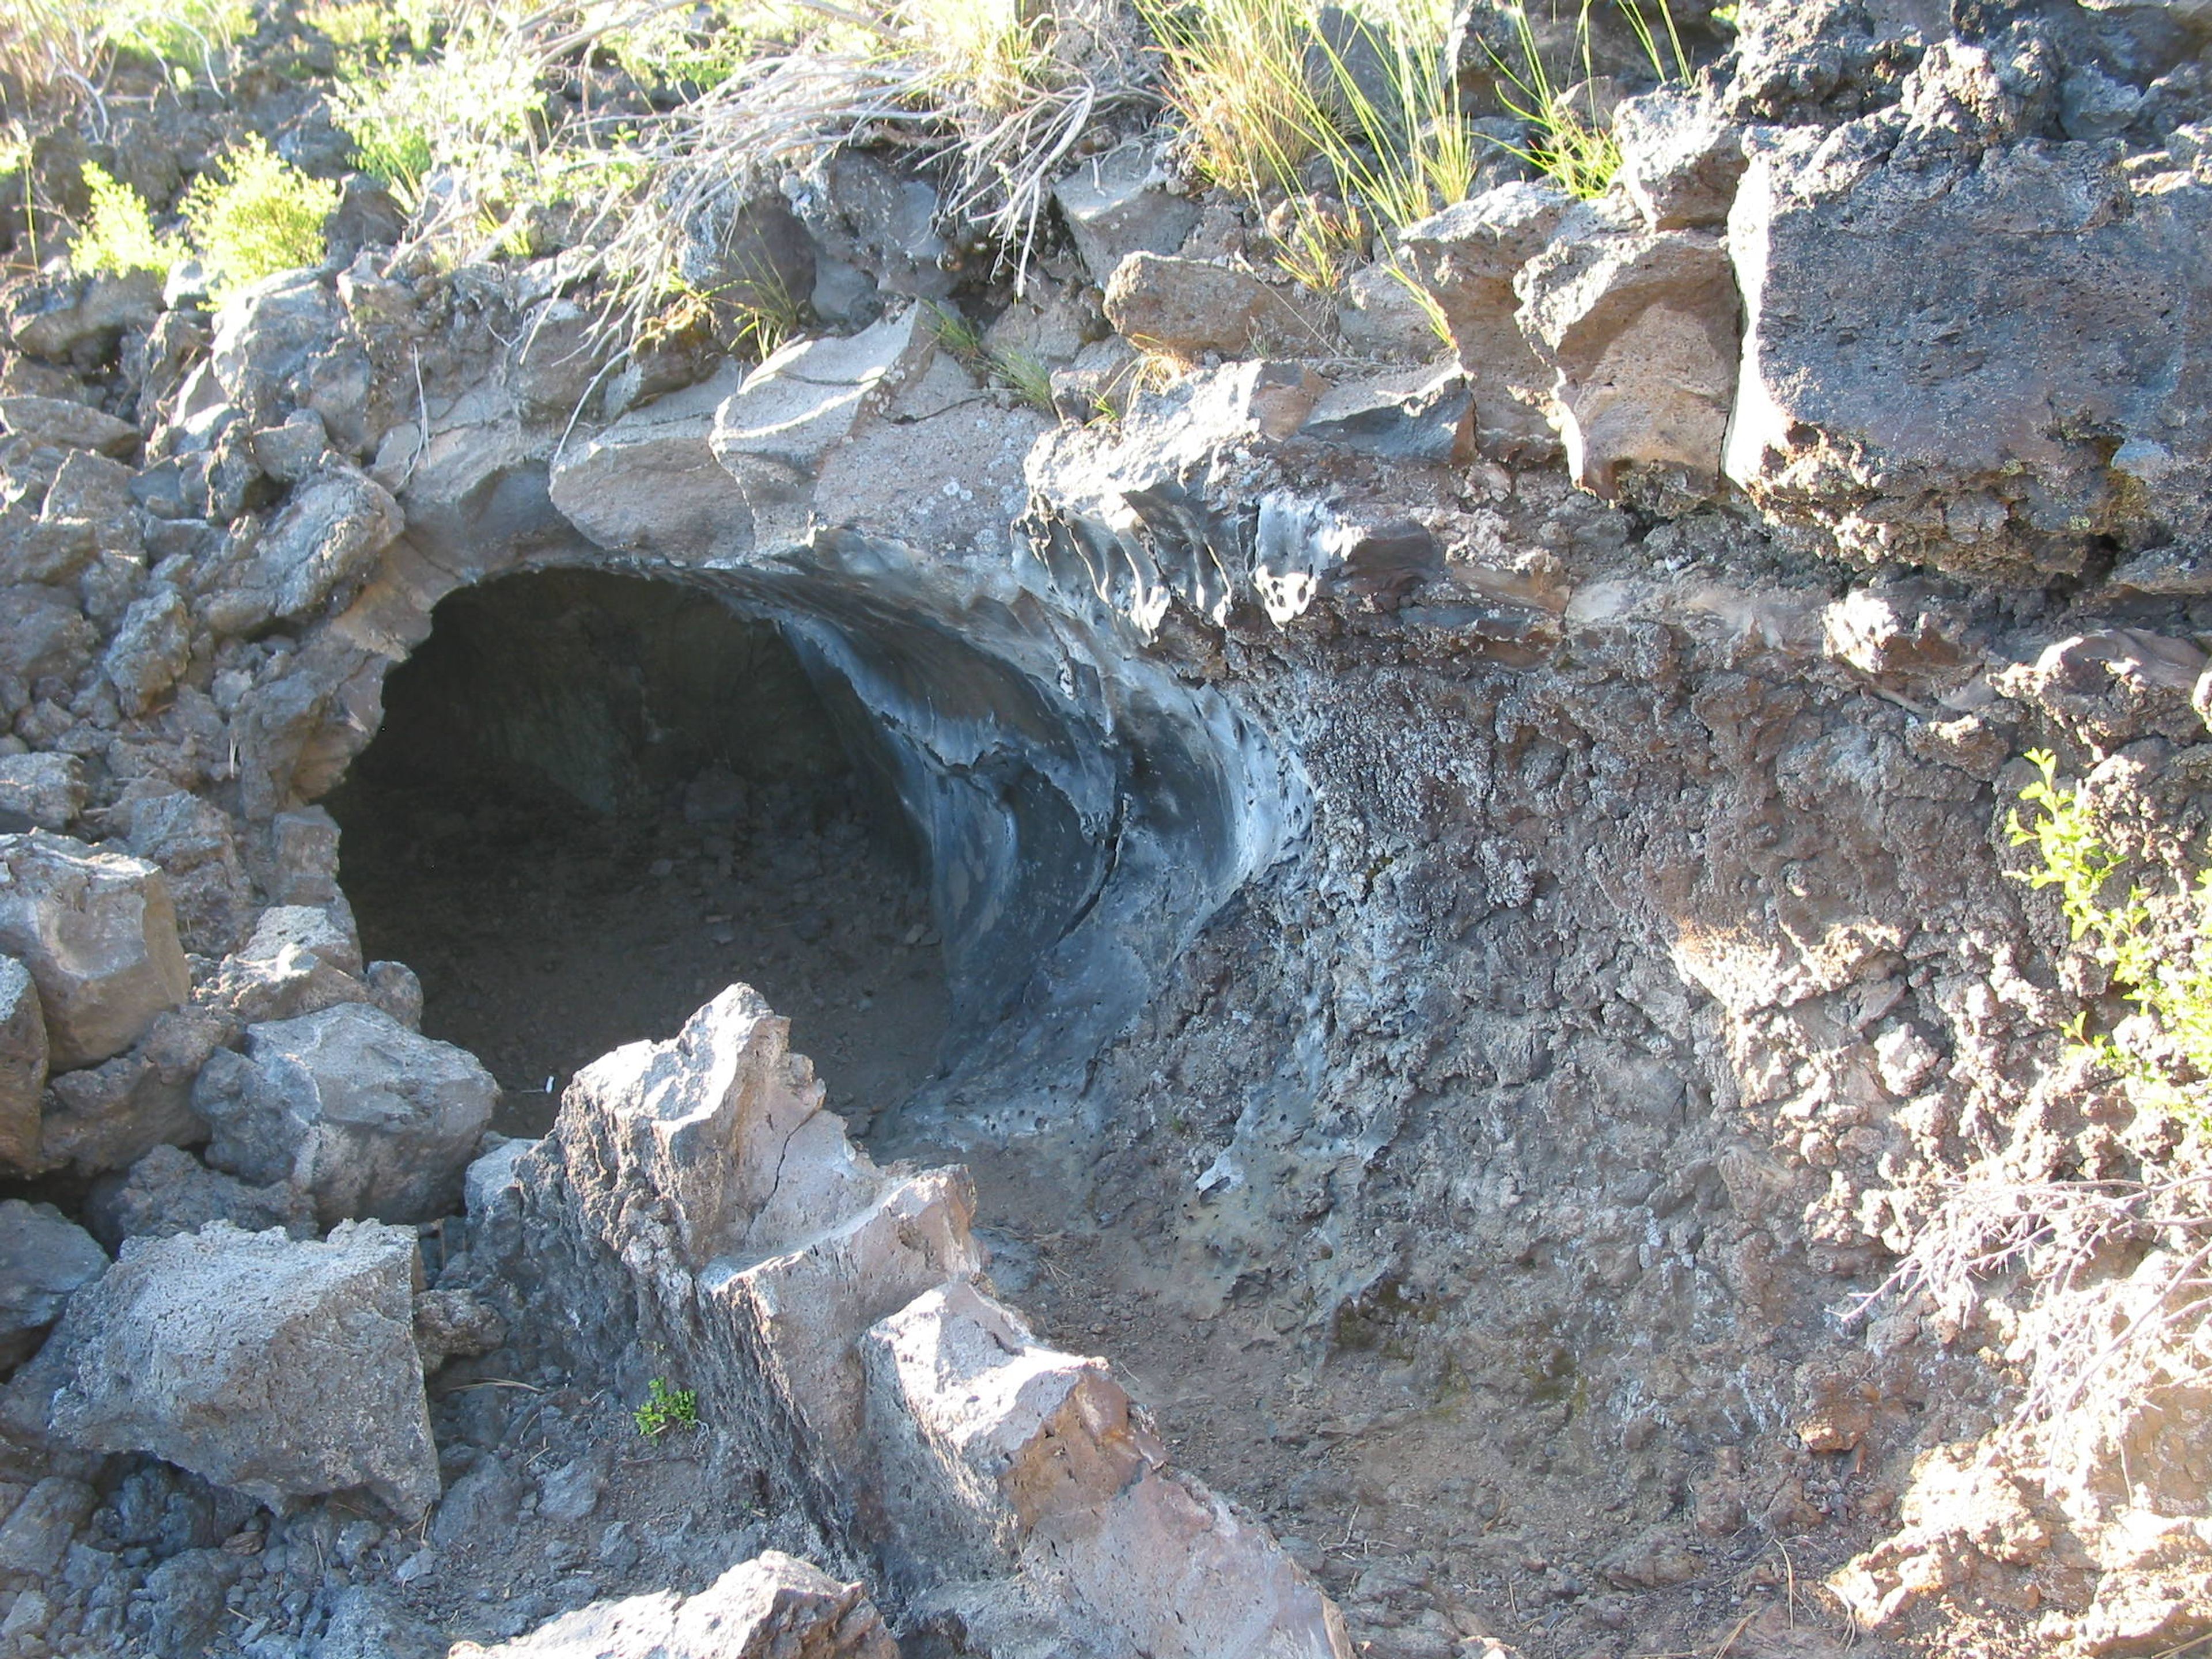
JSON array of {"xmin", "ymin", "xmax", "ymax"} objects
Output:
[
  {"xmin": 452, "ymin": 1551, "xmax": 897, "ymax": 1658},
  {"xmin": 36, "ymin": 1219, "xmax": 440, "ymax": 1520},
  {"xmin": 0, "ymin": 832, "xmax": 190, "ymax": 1071}
]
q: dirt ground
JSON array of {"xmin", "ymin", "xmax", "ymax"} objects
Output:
[{"xmin": 329, "ymin": 773, "xmax": 949, "ymax": 1142}]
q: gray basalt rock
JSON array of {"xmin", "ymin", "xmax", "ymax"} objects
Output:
[
  {"xmin": 5, "ymin": 271, "xmax": 161, "ymax": 361},
  {"xmin": 709, "ymin": 311, "xmax": 932, "ymax": 549},
  {"xmin": 0, "ymin": 584, "xmax": 97, "ymax": 707},
  {"xmin": 123, "ymin": 792, "xmax": 251, "ymax": 957},
  {"xmin": 195, "ymin": 1001, "xmax": 497, "ymax": 1228},
  {"xmin": 1101, "ymin": 252, "xmax": 1316, "ymax": 359},
  {"xmin": 1298, "ymin": 366, "xmax": 1475, "ymax": 463},
  {"xmin": 0, "ymin": 1476, "xmax": 97, "ymax": 1577},
  {"xmin": 206, "ymin": 465, "xmax": 403, "ymax": 634},
  {"xmin": 0, "ymin": 832, "xmax": 190, "ymax": 1071},
  {"xmin": 456, "ymin": 1551, "xmax": 896, "ymax": 1658},
  {"xmin": 1725, "ymin": 71, "xmax": 2212, "ymax": 575},
  {"xmin": 83, "ymin": 1144, "xmax": 314, "ymax": 1249},
  {"xmin": 0, "ymin": 957, "xmax": 44, "ymax": 1172},
  {"xmin": 37, "ymin": 1004, "xmax": 226, "ymax": 1176},
  {"xmin": 0, "ymin": 753, "xmax": 86, "ymax": 833},
  {"xmin": 102, "ymin": 588, "xmax": 192, "ymax": 717},
  {"xmin": 548, "ymin": 363, "xmax": 752, "ymax": 562},
  {"xmin": 37, "ymin": 1219, "xmax": 440, "ymax": 1519},
  {"xmin": 209, "ymin": 273, "xmax": 378, "ymax": 453},
  {"xmin": 1054, "ymin": 145, "xmax": 1201, "ymax": 287},
  {"xmin": 0, "ymin": 1200, "xmax": 105, "ymax": 1371},
  {"xmin": 0, "ymin": 396, "xmax": 138, "ymax": 457}
]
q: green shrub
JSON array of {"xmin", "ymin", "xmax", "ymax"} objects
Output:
[
  {"xmin": 180, "ymin": 135, "xmax": 340, "ymax": 298},
  {"xmin": 328, "ymin": 23, "xmax": 544, "ymax": 210},
  {"xmin": 2008, "ymin": 747, "xmax": 2212, "ymax": 1123},
  {"xmin": 70, "ymin": 160, "xmax": 182, "ymax": 276}
]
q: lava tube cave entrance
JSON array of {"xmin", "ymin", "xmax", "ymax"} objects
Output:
[{"xmin": 325, "ymin": 568, "xmax": 949, "ymax": 1139}]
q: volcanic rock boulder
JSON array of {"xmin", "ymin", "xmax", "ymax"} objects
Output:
[
  {"xmin": 0, "ymin": 832, "xmax": 190, "ymax": 1070},
  {"xmin": 122, "ymin": 791, "xmax": 251, "ymax": 957},
  {"xmin": 1398, "ymin": 183, "xmax": 1570, "ymax": 459},
  {"xmin": 84, "ymin": 1143, "xmax": 315, "ymax": 1248},
  {"xmin": 1514, "ymin": 204, "xmax": 1740, "ymax": 498},
  {"xmin": 0, "ymin": 956, "xmax": 44, "ymax": 1171},
  {"xmin": 1724, "ymin": 66, "xmax": 2212, "ymax": 575},
  {"xmin": 195, "ymin": 1001, "xmax": 497, "ymax": 1229},
  {"xmin": 204, "ymin": 464, "xmax": 403, "ymax": 635},
  {"xmin": 1054, "ymin": 147, "xmax": 1200, "ymax": 286},
  {"xmin": 709, "ymin": 310, "xmax": 931, "ymax": 548},
  {"xmin": 547, "ymin": 361, "xmax": 753, "ymax": 562},
  {"xmin": 865, "ymin": 1283, "xmax": 1351, "ymax": 1659},
  {"xmin": 505, "ymin": 984, "xmax": 1351, "ymax": 1658},
  {"xmin": 34, "ymin": 1219, "xmax": 440, "ymax": 1518},
  {"xmin": 452, "ymin": 1551, "xmax": 897, "ymax": 1658},
  {"xmin": 0, "ymin": 753, "xmax": 85, "ymax": 834},
  {"xmin": 0, "ymin": 1200, "xmax": 105, "ymax": 1371},
  {"xmin": 1101, "ymin": 252, "xmax": 1311, "ymax": 359}
]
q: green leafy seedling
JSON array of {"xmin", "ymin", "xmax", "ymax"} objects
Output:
[{"xmin": 632, "ymin": 1376, "xmax": 699, "ymax": 1438}]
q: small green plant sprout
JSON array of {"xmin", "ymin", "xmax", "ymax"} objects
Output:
[
  {"xmin": 2007, "ymin": 747, "xmax": 2212, "ymax": 1123},
  {"xmin": 632, "ymin": 1376, "xmax": 699, "ymax": 1437},
  {"xmin": 70, "ymin": 161, "xmax": 183, "ymax": 277}
]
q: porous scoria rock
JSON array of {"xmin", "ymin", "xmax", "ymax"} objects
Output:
[
  {"xmin": 450, "ymin": 1551, "xmax": 898, "ymax": 1658},
  {"xmin": 0, "ymin": 831, "xmax": 190, "ymax": 1070},
  {"xmin": 34, "ymin": 1219, "xmax": 440, "ymax": 1518},
  {"xmin": 1398, "ymin": 183, "xmax": 1571, "ymax": 459},
  {"xmin": 1101, "ymin": 252, "xmax": 1315, "ymax": 359},
  {"xmin": 82, "ymin": 1143, "xmax": 314, "ymax": 1248},
  {"xmin": 865, "ymin": 1282, "xmax": 1352, "ymax": 1659},
  {"xmin": 0, "ymin": 956, "xmax": 44, "ymax": 1172},
  {"xmin": 1724, "ymin": 49, "xmax": 2212, "ymax": 575},
  {"xmin": 194, "ymin": 1001, "xmax": 497, "ymax": 1228},
  {"xmin": 0, "ymin": 1200, "xmax": 105, "ymax": 1371},
  {"xmin": 1514, "ymin": 200, "xmax": 1740, "ymax": 498}
]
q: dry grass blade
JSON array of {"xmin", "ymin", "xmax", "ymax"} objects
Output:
[
  {"xmin": 0, "ymin": 0, "xmax": 110, "ymax": 124},
  {"xmin": 1848, "ymin": 1169, "xmax": 2212, "ymax": 1466}
]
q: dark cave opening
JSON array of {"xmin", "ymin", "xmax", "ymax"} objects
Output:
[{"xmin": 325, "ymin": 569, "xmax": 950, "ymax": 1139}]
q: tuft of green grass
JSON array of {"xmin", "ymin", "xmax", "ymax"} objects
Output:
[
  {"xmin": 180, "ymin": 135, "xmax": 340, "ymax": 299},
  {"xmin": 2008, "ymin": 747, "xmax": 2212, "ymax": 1125},
  {"xmin": 70, "ymin": 160, "xmax": 183, "ymax": 276},
  {"xmin": 1482, "ymin": 0, "xmax": 1689, "ymax": 200},
  {"xmin": 102, "ymin": 0, "xmax": 256, "ymax": 81},
  {"xmin": 632, "ymin": 1376, "xmax": 699, "ymax": 1437}
]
